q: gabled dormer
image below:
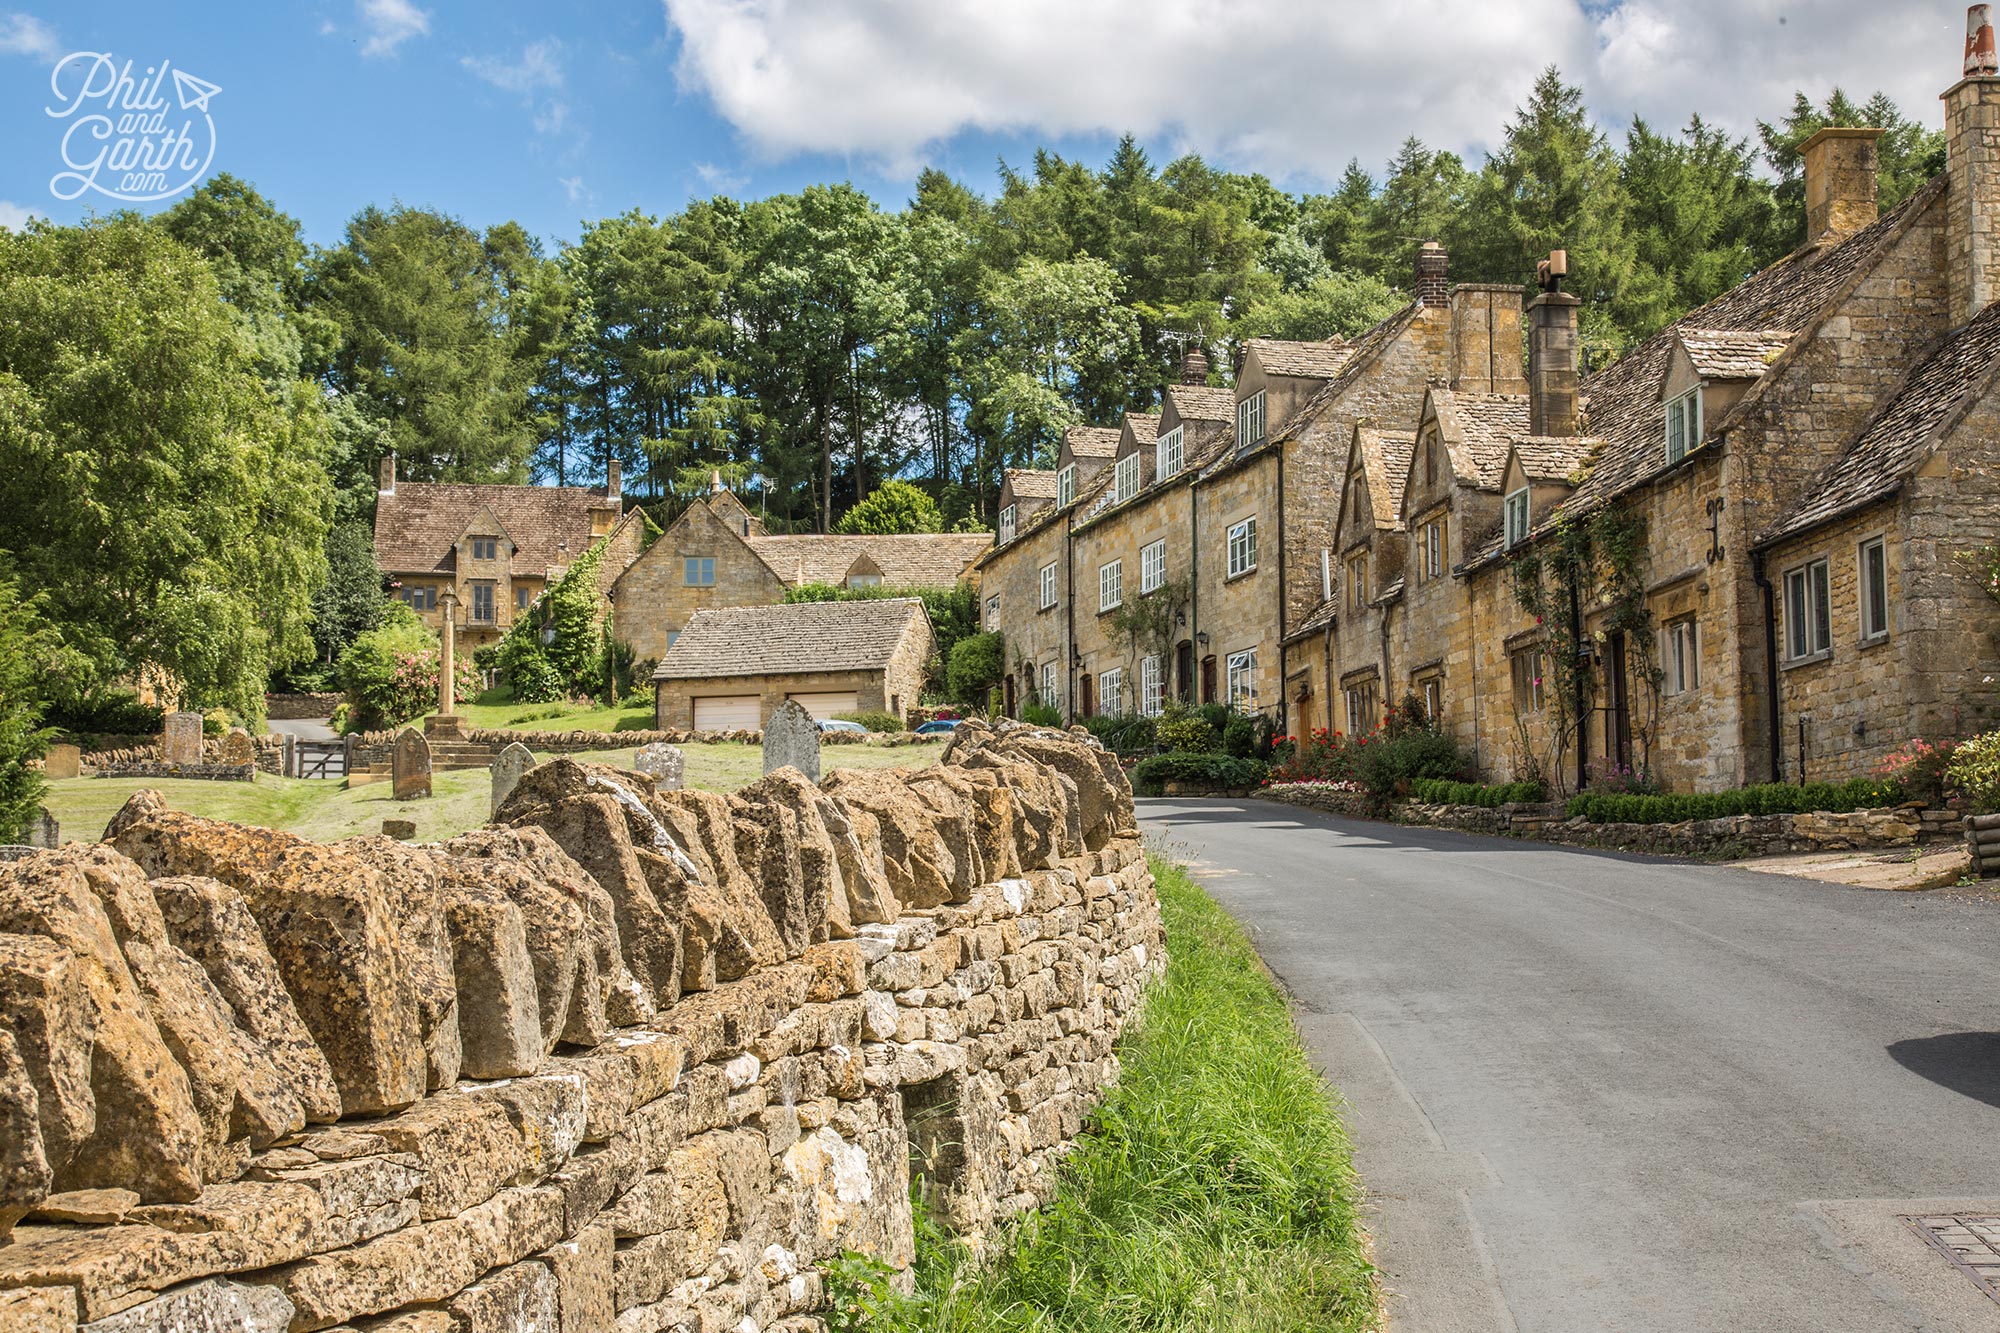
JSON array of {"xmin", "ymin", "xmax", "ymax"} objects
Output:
[
  {"xmin": 1662, "ymin": 328, "xmax": 1792, "ymax": 465},
  {"xmin": 1107, "ymin": 412, "xmax": 1161, "ymax": 507},
  {"xmin": 1331, "ymin": 422, "xmax": 1415, "ymax": 614},
  {"xmin": 1500, "ymin": 437, "xmax": 1596, "ymax": 550},
  {"xmin": 843, "ymin": 553, "xmax": 885, "ymax": 590},
  {"xmin": 1403, "ymin": 387, "xmax": 1527, "ymax": 580},
  {"xmin": 1056, "ymin": 425, "xmax": 1121, "ymax": 509},
  {"xmin": 455, "ymin": 505, "xmax": 515, "ymax": 571},
  {"xmin": 1236, "ymin": 338, "xmax": 1350, "ymax": 456},
  {"xmin": 706, "ymin": 479, "xmax": 766, "ymax": 539}
]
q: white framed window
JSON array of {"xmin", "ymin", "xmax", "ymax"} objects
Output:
[
  {"xmin": 847, "ymin": 573, "xmax": 881, "ymax": 590},
  {"xmin": 1665, "ymin": 618, "xmax": 1700, "ymax": 694},
  {"xmin": 1115, "ymin": 452, "xmax": 1141, "ymax": 503},
  {"xmin": 1504, "ymin": 487, "xmax": 1530, "ymax": 548},
  {"xmin": 1236, "ymin": 390, "xmax": 1266, "ymax": 447},
  {"xmin": 998, "ymin": 505, "xmax": 1016, "ymax": 542},
  {"xmin": 1140, "ymin": 539, "xmax": 1166, "ymax": 593},
  {"xmin": 985, "ymin": 594, "xmax": 1000, "ymax": 630},
  {"xmin": 1057, "ymin": 464, "xmax": 1077, "ymax": 508},
  {"xmin": 1140, "ymin": 655, "xmax": 1164, "ymax": 716},
  {"xmin": 1783, "ymin": 558, "xmax": 1832, "ymax": 662},
  {"xmin": 1156, "ymin": 426, "xmax": 1184, "ymax": 480},
  {"xmin": 1347, "ymin": 552, "xmax": 1368, "ymax": 610},
  {"xmin": 1511, "ymin": 648, "xmax": 1544, "ymax": 712},
  {"xmin": 1421, "ymin": 517, "xmax": 1447, "ymax": 582},
  {"xmin": 1099, "ymin": 667, "xmax": 1123, "ymax": 716},
  {"xmin": 1226, "ymin": 649, "xmax": 1257, "ymax": 709},
  {"xmin": 684, "ymin": 556, "xmax": 716, "ymax": 586},
  {"xmin": 1041, "ymin": 660, "xmax": 1059, "ymax": 710},
  {"xmin": 1666, "ymin": 387, "xmax": 1703, "ymax": 464},
  {"xmin": 1227, "ymin": 517, "xmax": 1258, "ymax": 578},
  {"xmin": 1421, "ymin": 677, "xmax": 1442, "ymax": 720},
  {"xmin": 1099, "ymin": 559, "xmax": 1123, "ymax": 611},
  {"xmin": 1859, "ymin": 537, "xmax": 1889, "ymax": 642},
  {"xmin": 1039, "ymin": 561, "xmax": 1058, "ymax": 610}
]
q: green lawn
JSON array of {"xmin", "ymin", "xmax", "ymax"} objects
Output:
[
  {"xmin": 410, "ymin": 694, "xmax": 658, "ymax": 734},
  {"xmin": 42, "ymin": 740, "xmax": 944, "ymax": 846},
  {"xmin": 857, "ymin": 856, "xmax": 1378, "ymax": 1333}
]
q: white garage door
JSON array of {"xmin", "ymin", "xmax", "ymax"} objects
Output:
[
  {"xmin": 693, "ymin": 695, "xmax": 761, "ymax": 730},
  {"xmin": 787, "ymin": 690, "xmax": 859, "ymax": 720}
]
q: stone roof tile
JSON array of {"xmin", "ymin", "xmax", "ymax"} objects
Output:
[
  {"xmin": 374, "ymin": 482, "xmax": 618, "ymax": 578},
  {"xmin": 654, "ymin": 598, "xmax": 928, "ymax": 679},
  {"xmin": 742, "ymin": 532, "xmax": 990, "ymax": 588},
  {"xmin": 1246, "ymin": 337, "xmax": 1352, "ymax": 380}
]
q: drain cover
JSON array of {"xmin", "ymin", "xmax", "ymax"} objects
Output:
[{"xmin": 1903, "ymin": 1215, "xmax": 2000, "ymax": 1304}]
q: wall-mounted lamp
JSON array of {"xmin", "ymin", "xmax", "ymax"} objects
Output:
[
  {"xmin": 1176, "ymin": 610, "xmax": 1187, "ymax": 628},
  {"xmin": 1071, "ymin": 650, "xmax": 1083, "ymax": 668},
  {"xmin": 1196, "ymin": 631, "xmax": 1210, "ymax": 648}
]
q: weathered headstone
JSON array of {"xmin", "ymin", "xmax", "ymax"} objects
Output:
[
  {"xmin": 162, "ymin": 711, "xmax": 204, "ymax": 765},
  {"xmin": 633, "ymin": 742, "xmax": 685, "ymax": 790},
  {"xmin": 490, "ymin": 742, "xmax": 535, "ymax": 815},
  {"xmin": 219, "ymin": 727, "xmax": 255, "ymax": 767},
  {"xmin": 392, "ymin": 728, "xmax": 433, "ymax": 801},
  {"xmin": 43, "ymin": 744, "xmax": 80, "ymax": 780},
  {"xmin": 382, "ymin": 818, "xmax": 418, "ymax": 840},
  {"xmin": 762, "ymin": 700, "xmax": 821, "ymax": 782},
  {"xmin": 27, "ymin": 808, "xmax": 58, "ymax": 849}
]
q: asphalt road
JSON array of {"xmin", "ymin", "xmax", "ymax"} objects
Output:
[{"xmin": 1139, "ymin": 796, "xmax": 2000, "ymax": 1333}]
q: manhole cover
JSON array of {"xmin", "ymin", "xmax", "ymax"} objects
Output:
[{"xmin": 1903, "ymin": 1214, "xmax": 2000, "ymax": 1304}]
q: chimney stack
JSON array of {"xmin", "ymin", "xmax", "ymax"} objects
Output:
[
  {"xmin": 607, "ymin": 457, "xmax": 622, "ymax": 500},
  {"xmin": 378, "ymin": 452, "xmax": 395, "ymax": 495},
  {"xmin": 1800, "ymin": 127, "xmax": 1884, "ymax": 244},
  {"xmin": 1181, "ymin": 346, "xmax": 1210, "ymax": 385},
  {"xmin": 1947, "ymin": 4, "xmax": 2000, "ymax": 323},
  {"xmin": 1527, "ymin": 251, "xmax": 1580, "ymax": 438},
  {"xmin": 1414, "ymin": 241, "xmax": 1450, "ymax": 308},
  {"xmin": 1449, "ymin": 283, "xmax": 1527, "ymax": 394}
]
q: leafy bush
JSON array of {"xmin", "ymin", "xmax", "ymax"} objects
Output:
[
  {"xmin": 1083, "ymin": 712, "xmax": 1157, "ymax": 755},
  {"xmin": 1947, "ymin": 731, "xmax": 2000, "ymax": 814},
  {"xmin": 1130, "ymin": 751, "xmax": 1269, "ymax": 796},
  {"xmin": 496, "ymin": 634, "xmax": 564, "ymax": 704},
  {"xmin": 1563, "ymin": 776, "xmax": 1897, "ymax": 824},
  {"xmin": 1020, "ymin": 700, "xmax": 1063, "ymax": 727},
  {"xmin": 336, "ymin": 601, "xmax": 481, "ymax": 733},
  {"xmin": 945, "ymin": 631, "xmax": 1004, "ymax": 706},
  {"xmin": 40, "ymin": 687, "xmax": 163, "ymax": 737},
  {"xmin": 1194, "ymin": 702, "xmax": 1232, "ymax": 736},
  {"xmin": 1223, "ymin": 716, "xmax": 1257, "ymax": 758},
  {"xmin": 1876, "ymin": 736, "xmax": 1959, "ymax": 808},
  {"xmin": 1350, "ymin": 726, "xmax": 1471, "ymax": 809},
  {"xmin": 836, "ymin": 710, "xmax": 904, "ymax": 733},
  {"xmin": 1156, "ymin": 701, "xmax": 1218, "ymax": 754},
  {"xmin": 1410, "ymin": 777, "xmax": 1546, "ymax": 807},
  {"xmin": 0, "ymin": 578, "xmax": 57, "ymax": 842}
]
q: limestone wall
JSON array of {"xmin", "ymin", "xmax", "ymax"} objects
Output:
[{"xmin": 0, "ymin": 723, "xmax": 1164, "ymax": 1332}]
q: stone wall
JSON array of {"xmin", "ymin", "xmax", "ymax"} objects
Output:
[
  {"xmin": 265, "ymin": 695, "xmax": 344, "ymax": 721},
  {"xmin": 0, "ymin": 723, "xmax": 1163, "ymax": 1332}
]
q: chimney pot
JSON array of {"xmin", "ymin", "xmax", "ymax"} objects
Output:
[
  {"xmin": 1947, "ymin": 5, "xmax": 2000, "ymax": 322},
  {"xmin": 1527, "ymin": 283, "xmax": 1582, "ymax": 439},
  {"xmin": 1968, "ymin": 2, "xmax": 1996, "ymax": 75},
  {"xmin": 1800, "ymin": 126, "xmax": 1884, "ymax": 243},
  {"xmin": 1414, "ymin": 241, "xmax": 1450, "ymax": 308},
  {"xmin": 1181, "ymin": 346, "xmax": 1210, "ymax": 386}
]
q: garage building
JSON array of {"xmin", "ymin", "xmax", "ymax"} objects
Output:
[{"xmin": 652, "ymin": 597, "xmax": 935, "ymax": 731}]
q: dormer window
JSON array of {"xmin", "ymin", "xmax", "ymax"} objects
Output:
[
  {"xmin": 471, "ymin": 537, "xmax": 498, "ymax": 561},
  {"xmin": 1504, "ymin": 487, "xmax": 1531, "ymax": 548},
  {"xmin": 848, "ymin": 573, "xmax": 882, "ymax": 590},
  {"xmin": 999, "ymin": 505, "xmax": 1017, "ymax": 542},
  {"xmin": 1115, "ymin": 453, "xmax": 1140, "ymax": 503},
  {"xmin": 1236, "ymin": 390, "xmax": 1266, "ymax": 447},
  {"xmin": 1666, "ymin": 387, "xmax": 1703, "ymax": 464},
  {"xmin": 1057, "ymin": 464, "xmax": 1077, "ymax": 508},
  {"xmin": 1156, "ymin": 426, "xmax": 1184, "ymax": 480}
]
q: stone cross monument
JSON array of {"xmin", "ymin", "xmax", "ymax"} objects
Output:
[{"xmin": 427, "ymin": 590, "xmax": 467, "ymax": 742}]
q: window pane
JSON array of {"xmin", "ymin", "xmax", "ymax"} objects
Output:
[
  {"xmin": 1863, "ymin": 541, "xmax": 1887, "ymax": 637},
  {"xmin": 1812, "ymin": 562, "xmax": 1831, "ymax": 653},
  {"xmin": 1786, "ymin": 571, "xmax": 1807, "ymax": 659}
]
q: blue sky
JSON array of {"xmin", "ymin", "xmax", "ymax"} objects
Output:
[{"xmin": 0, "ymin": 0, "xmax": 1967, "ymax": 249}]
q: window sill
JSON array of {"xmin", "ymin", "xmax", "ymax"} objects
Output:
[
  {"xmin": 1781, "ymin": 649, "xmax": 1832, "ymax": 670},
  {"xmin": 1859, "ymin": 632, "xmax": 1892, "ymax": 651},
  {"xmin": 1224, "ymin": 566, "xmax": 1259, "ymax": 584},
  {"xmin": 1038, "ymin": 603, "xmax": 1058, "ymax": 614},
  {"xmin": 1098, "ymin": 604, "xmax": 1123, "ymax": 616}
]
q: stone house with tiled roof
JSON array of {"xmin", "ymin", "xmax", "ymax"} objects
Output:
[
  {"xmin": 371, "ymin": 456, "xmax": 639, "ymax": 652},
  {"xmin": 650, "ymin": 597, "xmax": 933, "ymax": 730},
  {"xmin": 610, "ymin": 481, "xmax": 988, "ymax": 667},
  {"xmin": 997, "ymin": 468, "xmax": 1058, "ymax": 543}
]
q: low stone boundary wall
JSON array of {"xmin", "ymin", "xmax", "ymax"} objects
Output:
[
  {"xmin": 0, "ymin": 722, "xmax": 1163, "ymax": 1331},
  {"xmin": 349, "ymin": 727, "xmax": 929, "ymax": 769},
  {"xmin": 1264, "ymin": 783, "xmax": 1949, "ymax": 859},
  {"xmin": 264, "ymin": 693, "xmax": 342, "ymax": 720},
  {"xmin": 84, "ymin": 761, "xmax": 257, "ymax": 783}
]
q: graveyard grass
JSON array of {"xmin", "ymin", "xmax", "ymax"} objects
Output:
[{"xmin": 37, "ymin": 740, "xmax": 946, "ymax": 845}]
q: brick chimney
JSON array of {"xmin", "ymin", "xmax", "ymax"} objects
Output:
[
  {"xmin": 1526, "ymin": 251, "xmax": 1580, "ymax": 437},
  {"xmin": 1414, "ymin": 241, "xmax": 1450, "ymax": 308},
  {"xmin": 1181, "ymin": 346, "xmax": 1210, "ymax": 385},
  {"xmin": 1947, "ymin": 3, "xmax": 2000, "ymax": 323},
  {"xmin": 1800, "ymin": 126, "xmax": 1884, "ymax": 244},
  {"xmin": 606, "ymin": 457, "xmax": 622, "ymax": 500},
  {"xmin": 378, "ymin": 452, "xmax": 395, "ymax": 495}
]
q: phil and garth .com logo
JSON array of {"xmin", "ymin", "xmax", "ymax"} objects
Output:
[{"xmin": 45, "ymin": 52, "xmax": 221, "ymax": 204}]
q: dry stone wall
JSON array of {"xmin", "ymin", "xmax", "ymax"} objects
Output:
[{"xmin": 0, "ymin": 723, "xmax": 1162, "ymax": 1332}]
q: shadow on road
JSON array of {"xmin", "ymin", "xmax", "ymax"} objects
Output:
[{"xmin": 1887, "ymin": 1031, "xmax": 2000, "ymax": 1108}]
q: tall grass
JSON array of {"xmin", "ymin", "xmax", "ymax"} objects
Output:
[{"xmin": 879, "ymin": 856, "xmax": 1377, "ymax": 1333}]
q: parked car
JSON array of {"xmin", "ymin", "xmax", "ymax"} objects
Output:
[
  {"xmin": 915, "ymin": 719, "xmax": 963, "ymax": 735},
  {"xmin": 817, "ymin": 718, "xmax": 869, "ymax": 734}
]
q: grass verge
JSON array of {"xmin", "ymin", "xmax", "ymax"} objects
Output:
[{"xmin": 863, "ymin": 855, "xmax": 1377, "ymax": 1332}]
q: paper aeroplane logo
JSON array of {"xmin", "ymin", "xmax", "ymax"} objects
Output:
[{"xmin": 45, "ymin": 53, "xmax": 221, "ymax": 203}]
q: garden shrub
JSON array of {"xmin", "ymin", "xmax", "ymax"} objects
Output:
[
  {"xmin": 1156, "ymin": 701, "xmax": 1217, "ymax": 754},
  {"xmin": 0, "ymin": 577, "xmax": 57, "ymax": 843},
  {"xmin": 496, "ymin": 633, "xmax": 564, "ymax": 704},
  {"xmin": 336, "ymin": 600, "xmax": 482, "ymax": 732},
  {"xmin": 1563, "ymin": 776, "xmax": 1897, "ymax": 824},
  {"xmin": 1084, "ymin": 712, "xmax": 1158, "ymax": 755},
  {"xmin": 1223, "ymin": 716, "xmax": 1257, "ymax": 758},
  {"xmin": 1130, "ymin": 752, "xmax": 1269, "ymax": 796},
  {"xmin": 1947, "ymin": 731, "xmax": 2000, "ymax": 813},
  {"xmin": 40, "ymin": 687, "xmax": 163, "ymax": 737},
  {"xmin": 1350, "ymin": 725, "xmax": 1471, "ymax": 810},
  {"xmin": 836, "ymin": 710, "xmax": 903, "ymax": 733},
  {"xmin": 1876, "ymin": 737, "xmax": 1959, "ymax": 808},
  {"xmin": 1021, "ymin": 700, "xmax": 1063, "ymax": 727},
  {"xmin": 946, "ymin": 632, "xmax": 1004, "ymax": 706},
  {"xmin": 1410, "ymin": 777, "xmax": 1546, "ymax": 807}
]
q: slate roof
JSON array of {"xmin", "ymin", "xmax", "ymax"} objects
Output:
[
  {"xmin": 1436, "ymin": 391, "xmax": 1531, "ymax": 491},
  {"xmin": 1761, "ymin": 300, "xmax": 2000, "ymax": 545},
  {"xmin": 1359, "ymin": 427, "xmax": 1416, "ymax": 531},
  {"xmin": 1678, "ymin": 328, "xmax": 1794, "ymax": 380},
  {"xmin": 374, "ymin": 482, "xmax": 618, "ymax": 578},
  {"xmin": 1284, "ymin": 595, "xmax": 1338, "ymax": 645},
  {"xmin": 1003, "ymin": 469, "xmax": 1059, "ymax": 503},
  {"xmin": 654, "ymin": 598, "xmax": 929, "ymax": 680},
  {"xmin": 1511, "ymin": 436, "xmax": 1598, "ymax": 484},
  {"xmin": 1064, "ymin": 425, "xmax": 1122, "ymax": 460},
  {"xmin": 742, "ymin": 533, "xmax": 990, "ymax": 588},
  {"xmin": 1163, "ymin": 384, "xmax": 1236, "ymax": 423},
  {"xmin": 1246, "ymin": 337, "xmax": 1352, "ymax": 380}
]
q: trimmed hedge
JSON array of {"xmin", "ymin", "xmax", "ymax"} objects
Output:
[
  {"xmin": 1563, "ymin": 776, "xmax": 1898, "ymax": 825},
  {"xmin": 1410, "ymin": 778, "xmax": 1546, "ymax": 807},
  {"xmin": 1131, "ymin": 752, "xmax": 1269, "ymax": 796}
]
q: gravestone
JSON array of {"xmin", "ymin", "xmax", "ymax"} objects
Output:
[
  {"xmin": 392, "ymin": 728, "xmax": 433, "ymax": 801},
  {"xmin": 27, "ymin": 808, "xmax": 58, "ymax": 849},
  {"xmin": 43, "ymin": 744, "xmax": 80, "ymax": 780},
  {"xmin": 762, "ymin": 700, "xmax": 821, "ymax": 782},
  {"xmin": 382, "ymin": 818, "xmax": 417, "ymax": 841},
  {"xmin": 220, "ymin": 727, "xmax": 256, "ymax": 767},
  {"xmin": 162, "ymin": 712, "xmax": 204, "ymax": 765},
  {"xmin": 490, "ymin": 742, "xmax": 535, "ymax": 815},
  {"xmin": 633, "ymin": 742, "xmax": 685, "ymax": 791}
]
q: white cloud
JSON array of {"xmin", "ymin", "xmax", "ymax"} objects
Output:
[
  {"xmin": 660, "ymin": 0, "xmax": 1963, "ymax": 183},
  {"xmin": 694, "ymin": 160, "xmax": 747, "ymax": 192},
  {"xmin": 358, "ymin": 0, "xmax": 429, "ymax": 58},
  {"xmin": 0, "ymin": 12, "xmax": 58, "ymax": 60},
  {"xmin": 462, "ymin": 37, "xmax": 565, "ymax": 94},
  {"xmin": 559, "ymin": 174, "xmax": 591, "ymax": 204},
  {"xmin": 0, "ymin": 200, "xmax": 34, "ymax": 230}
]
